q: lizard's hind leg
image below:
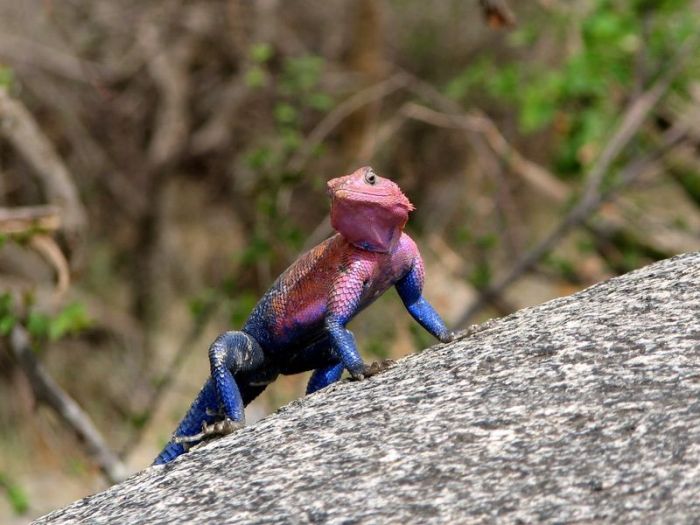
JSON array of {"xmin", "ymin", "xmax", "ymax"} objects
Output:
[
  {"xmin": 208, "ymin": 330, "xmax": 265, "ymax": 432},
  {"xmin": 153, "ymin": 378, "xmax": 219, "ymax": 465},
  {"xmin": 152, "ymin": 331, "xmax": 266, "ymax": 466}
]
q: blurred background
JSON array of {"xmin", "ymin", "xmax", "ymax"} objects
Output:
[{"xmin": 1, "ymin": 0, "xmax": 699, "ymax": 521}]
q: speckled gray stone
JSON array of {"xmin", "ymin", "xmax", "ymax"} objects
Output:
[{"xmin": 35, "ymin": 252, "xmax": 700, "ymax": 524}]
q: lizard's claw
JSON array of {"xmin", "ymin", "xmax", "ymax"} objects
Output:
[{"xmin": 361, "ymin": 359, "xmax": 396, "ymax": 378}]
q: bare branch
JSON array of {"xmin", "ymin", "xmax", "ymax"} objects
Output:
[
  {"xmin": 396, "ymin": 42, "xmax": 695, "ymax": 326},
  {"xmin": 120, "ymin": 299, "xmax": 218, "ymax": 458},
  {"xmin": 8, "ymin": 325, "xmax": 127, "ymax": 484},
  {"xmin": 192, "ymin": 0, "xmax": 279, "ymax": 154},
  {"xmin": 288, "ymin": 73, "xmax": 410, "ymax": 172},
  {"xmin": 0, "ymin": 32, "xmax": 111, "ymax": 84},
  {"xmin": 0, "ymin": 205, "xmax": 61, "ymax": 234},
  {"xmin": 455, "ymin": 124, "xmax": 688, "ymax": 326},
  {"xmin": 401, "ymin": 103, "xmax": 569, "ymax": 203},
  {"xmin": 29, "ymin": 235, "xmax": 71, "ymax": 300},
  {"xmin": 139, "ymin": 24, "xmax": 195, "ymax": 169},
  {"xmin": 579, "ymin": 41, "xmax": 693, "ymax": 205},
  {"xmin": 190, "ymin": 80, "xmax": 249, "ymax": 155},
  {"xmin": 0, "ymin": 88, "xmax": 87, "ymax": 238}
]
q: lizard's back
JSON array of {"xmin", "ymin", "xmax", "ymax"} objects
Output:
[{"xmin": 243, "ymin": 234, "xmax": 345, "ymax": 348}]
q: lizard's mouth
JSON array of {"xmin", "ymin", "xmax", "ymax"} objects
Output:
[{"xmin": 335, "ymin": 189, "xmax": 393, "ymax": 198}]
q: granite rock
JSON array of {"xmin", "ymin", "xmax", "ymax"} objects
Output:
[{"xmin": 35, "ymin": 252, "xmax": 700, "ymax": 524}]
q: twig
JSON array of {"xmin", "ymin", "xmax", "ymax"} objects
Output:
[
  {"xmin": 397, "ymin": 57, "xmax": 692, "ymax": 325},
  {"xmin": 0, "ymin": 88, "xmax": 87, "ymax": 239},
  {"xmin": 29, "ymin": 235, "xmax": 71, "ymax": 300},
  {"xmin": 401, "ymin": 100, "xmax": 695, "ymax": 286},
  {"xmin": 356, "ymin": 110, "xmax": 409, "ymax": 160},
  {"xmin": 139, "ymin": 23, "xmax": 195, "ymax": 169},
  {"xmin": 427, "ymin": 234, "xmax": 516, "ymax": 317},
  {"xmin": 401, "ymin": 72, "xmax": 572, "ymax": 203},
  {"xmin": 578, "ymin": 45, "xmax": 689, "ymax": 206},
  {"xmin": 401, "ymin": 103, "xmax": 569, "ymax": 203},
  {"xmin": 190, "ymin": 79, "xmax": 249, "ymax": 155},
  {"xmin": 8, "ymin": 325, "xmax": 127, "ymax": 484},
  {"xmin": 192, "ymin": 0, "xmax": 279, "ymax": 155},
  {"xmin": 0, "ymin": 205, "xmax": 61, "ymax": 234},
  {"xmin": 0, "ymin": 32, "xmax": 112, "ymax": 84},
  {"xmin": 455, "ymin": 124, "xmax": 687, "ymax": 326},
  {"xmin": 19, "ymin": 76, "xmax": 147, "ymax": 219},
  {"xmin": 120, "ymin": 298, "xmax": 219, "ymax": 458},
  {"xmin": 288, "ymin": 73, "xmax": 410, "ymax": 172}
]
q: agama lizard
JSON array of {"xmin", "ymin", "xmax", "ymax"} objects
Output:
[{"xmin": 154, "ymin": 167, "xmax": 453, "ymax": 465}]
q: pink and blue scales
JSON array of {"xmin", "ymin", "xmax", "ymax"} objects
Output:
[
  {"xmin": 246, "ymin": 232, "xmax": 420, "ymax": 351},
  {"xmin": 154, "ymin": 167, "xmax": 453, "ymax": 465}
]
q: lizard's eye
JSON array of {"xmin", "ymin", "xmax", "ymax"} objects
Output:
[{"xmin": 364, "ymin": 169, "xmax": 377, "ymax": 185}]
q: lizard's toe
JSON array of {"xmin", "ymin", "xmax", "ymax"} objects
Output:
[{"xmin": 440, "ymin": 330, "xmax": 456, "ymax": 343}]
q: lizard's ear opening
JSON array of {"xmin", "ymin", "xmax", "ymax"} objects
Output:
[{"xmin": 330, "ymin": 197, "xmax": 410, "ymax": 252}]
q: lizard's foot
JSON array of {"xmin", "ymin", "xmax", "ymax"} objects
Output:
[
  {"xmin": 172, "ymin": 418, "xmax": 244, "ymax": 446},
  {"xmin": 361, "ymin": 359, "xmax": 396, "ymax": 378},
  {"xmin": 202, "ymin": 417, "xmax": 245, "ymax": 437},
  {"xmin": 348, "ymin": 359, "xmax": 396, "ymax": 381}
]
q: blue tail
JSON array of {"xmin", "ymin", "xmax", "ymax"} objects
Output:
[{"xmin": 153, "ymin": 378, "xmax": 219, "ymax": 465}]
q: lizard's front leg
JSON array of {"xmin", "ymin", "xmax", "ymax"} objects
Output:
[
  {"xmin": 325, "ymin": 267, "xmax": 395, "ymax": 381},
  {"xmin": 396, "ymin": 256, "xmax": 454, "ymax": 343}
]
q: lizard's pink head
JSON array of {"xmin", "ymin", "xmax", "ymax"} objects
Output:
[{"xmin": 327, "ymin": 166, "xmax": 414, "ymax": 252}]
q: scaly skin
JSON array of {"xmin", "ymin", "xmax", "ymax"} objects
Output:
[{"xmin": 154, "ymin": 167, "xmax": 453, "ymax": 465}]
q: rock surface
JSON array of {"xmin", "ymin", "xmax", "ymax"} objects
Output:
[{"xmin": 35, "ymin": 252, "xmax": 700, "ymax": 524}]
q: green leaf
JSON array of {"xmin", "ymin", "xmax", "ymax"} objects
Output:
[
  {"xmin": 245, "ymin": 146, "xmax": 273, "ymax": 171},
  {"xmin": 26, "ymin": 311, "xmax": 50, "ymax": 339},
  {"xmin": 0, "ymin": 66, "xmax": 13, "ymax": 89},
  {"xmin": 239, "ymin": 235, "xmax": 271, "ymax": 266},
  {"xmin": 0, "ymin": 314, "xmax": 15, "ymax": 336},
  {"xmin": 274, "ymin": 102, "xmax": 298, "ymax": 125},
  {"xmin": 544, "ymin": 255, "xmax": 578, "ymax": 281},
  {"xmin": 229, "ymin": 292, "xmax": 258, "ymax": 327},
  {"xmin": 306, "ymin": 92, "xmax": 333, "ymax": 111},
  {"xmin": 281, "ymin": 55, "xmax": 324, "ymax": 94},
  {"xmin": 409, "ymin": 323, "xmax": 433, "ymax": 350},
  {"xmin": 249, "ymin": 42, "xmax": 273, "ymax": 63},
  {"xmin": 475, "ymin": 233, "xmax": 498, "ymax": 250},
  {"xmin": 365, "ymin": 337, "xmax": 390, "ymax": 359},
  {"xmin": 47, "ymin": 303, "xmax": 91, "ymax": 341},
  {"xmin": 245, "ymin": 66, "xmax": 267, "ymax": 88},
  {"xmin": 187, "ymin": 289, "xmax": 218, "ymax": 321},
  {"xmin": 469, "ymin": 261, "xmax": 492, "ymax": 288},
  {"xmin": 129, "ymin": 411, "xmax": 150, "ymax": 429},
  {"xmin": 0, "ymin": 293, "xmax": 17, "ymax": 336},
  {"xmin": 280, "ymin": 127, "xmax": 301, "ymax": 152},
  {"xmin": 518, "ymin": 71, "xmax": 562, "ymax": 133},
  {"xmin": 0, "ymin": 472, "xmax": 29, "ymax": 515}
]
